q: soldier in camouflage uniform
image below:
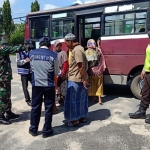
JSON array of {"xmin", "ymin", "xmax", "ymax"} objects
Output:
[{"xmin": 0, "ymin": 45, "xmax": 25, "ymax": 125}]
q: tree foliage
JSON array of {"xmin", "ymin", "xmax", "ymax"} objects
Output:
[
  {"xmin": 9, "ymin": 23, "xmax": 25, "ymax": 46},
  {"xmin": 2, "ymin": 0, "xmax": 13, "ymax": 37},
  {"xmin": 31, "ymin": 0, "xmax": 40, "ymax": 12},
  {"xmin": 0, "ymin": 7, "xmax": 3, "ymax": 34}
]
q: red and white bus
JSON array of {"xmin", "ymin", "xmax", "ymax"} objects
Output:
[{"xmin": 24, "ymin": 0, "xmax": 150, "ymax": 99}]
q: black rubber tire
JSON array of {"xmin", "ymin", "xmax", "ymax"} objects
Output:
[{"xmin": 130, "ymin": 72, "xmax": 143, "ymax": 100}]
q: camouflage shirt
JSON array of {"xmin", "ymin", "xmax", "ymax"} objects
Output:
[{"xmin": 0, "ymin": 46, "xmax": 25, "ymax": 82}]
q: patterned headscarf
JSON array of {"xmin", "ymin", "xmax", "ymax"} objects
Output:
[{"xmin": 87, "ymin": 39, "xmax": 96, "ymax": 49}]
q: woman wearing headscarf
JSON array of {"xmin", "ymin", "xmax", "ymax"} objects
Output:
[
  {"xmin": 85, "ymin": 38, "xmax": 106, "ymax": 105},
  {"xmin": 53, "ymin": 40, "xmax": 68, "ymax": 105}
]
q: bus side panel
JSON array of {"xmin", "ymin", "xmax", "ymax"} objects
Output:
[
  {"xmin": 103, "ymin": 54, "xmax": 145, "ymax": 75},
  {"xmin": 101, "ymin": 37, "xmax": 149, "ymax": 55},
  {"xmin": 101, "ymin": 37, "xmax": 149, "ymax": 75}
]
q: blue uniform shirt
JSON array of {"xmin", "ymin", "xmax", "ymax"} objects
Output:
[{"xmin": 29, "ymin": 46, "xmax": 59, "ymax": 87}]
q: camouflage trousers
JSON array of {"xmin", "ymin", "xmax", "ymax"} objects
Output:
[{"xmin": 0, "ymin": 81, "xmax": 12, "ymax": 116}]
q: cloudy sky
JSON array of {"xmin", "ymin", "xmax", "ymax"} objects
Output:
[{"xmin": 0, "ymin": 0, "xmax": 103, "ymax": 22}]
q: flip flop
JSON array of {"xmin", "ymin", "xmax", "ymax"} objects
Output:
[
  {"xmin": 65, "ymin": 121, "xmax": 80, "ymax": 127},
  {"xmin": 99, "ymin": 102, "xmax": 103, "ymax": 105}
]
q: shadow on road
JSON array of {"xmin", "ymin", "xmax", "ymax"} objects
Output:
[
  {"xmin": 104, "ymin": 84, "xmax": 132, "ymax": 97},
  {"xmin": 51, "ymin": 109, "xmax": 111, "ymax": 136}
]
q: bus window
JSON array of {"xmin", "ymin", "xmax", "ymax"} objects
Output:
[
  {"xmin": 135, "ymin": 12, "xmax": 146, "ymax": 33},
  {"xmin": 104, "ymin": 11, "xmax": 146, "ymax": 35},
  {"xmin": 30, "ymin": 17, "xmax": 49, "ymax": 39},
  {"xmin": 52, "ymin": 20, "xmax": 74, "ymax": 38},
  {"xmin": 124, "ymin": 13, "xmax": 134, "ymax": 34}
]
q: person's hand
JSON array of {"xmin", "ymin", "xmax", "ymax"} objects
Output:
[
  {"xmin": 17, "ymin": 45, "xmax": 26, "ymax": 52},
  {"xmin": 83, "ymin": 81, "xmax": 89, "ymax": 89},
  {"xmin": 26, "ymin": 58, "xmax": 30, "ymax": 62},
  {"xmin": 97, "ymin": 39, "xmax": 100, "ymax": 47},
  {"xmin": 140, "ymin": 70, "xmax": 145, "ymax": 79},
  {"xmin": 60, "ymin": 74, "xmax": 66, "ymax": 81}
]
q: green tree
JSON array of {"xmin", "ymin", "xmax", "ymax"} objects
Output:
[
  {"xmin": 0, "ymin": 7, "xmax": 2, "ymax": 14},
  {"xmin": 9, "ymin": 23, "xmax": 25, "ymax": 46},
  {"xmin": 0, "ymin": 7, "xmax": 3, "ymax": 34},
  {"xmin": 31, "ymin": 0, "xmax": 40, "ymax": 12},
  {"xmin": 2, "ymin": 0, "xmax": 14, "ymax": 37}
]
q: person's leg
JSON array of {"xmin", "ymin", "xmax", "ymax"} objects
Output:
[
  {"xmin": 59, "ymin": 80, "xmax": 67, "ymax": 105},
  {"xmin": 64, "ymin": 81, "xmax": 84, "ymax": 127},
  {"xmin": 5, "ymin": 81, "xmax": 19, "ymax": 120},
  {"xmin": 129, "ymin": 73, "xmax": 150, "ymax": 119},
  {"xmin": 42, "ymin": 87, "xmax": 55, "ymax": 137},
  {"xmin": 0, "ymin": 82, "xmax": 11, "ymax": 124},
  {"xmin": 29, "ymin": 86, "xmax": 43, "ymax": 136},
  {"xmin": 21, "ymin": 75, "xmax": 31, "ymax": 106},
  {"xmin": 98, "ymin": 96, "xmax": 103, "ymax": 105},
  {"xmin": 96, "ymin": 75, "xmax": 104, "ymax": 105}
]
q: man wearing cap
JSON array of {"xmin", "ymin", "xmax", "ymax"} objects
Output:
[
  {"xmin": 16, "ymin": 39, "xmax": 34, "ymax": 106},
  {"xmin": 64, "ymin": 33, "xmax": 89, "ymax": 127},
  {"xmin": 29, "ymin": 37, "xmax": 59, "ymax": 138}
]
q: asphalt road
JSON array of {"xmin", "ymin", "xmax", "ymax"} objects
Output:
[{"xmin": 0, "ymin": 56, "xmax": 150, "ymax": 150}]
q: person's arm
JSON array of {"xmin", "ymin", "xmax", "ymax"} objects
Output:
[
  {"xmin": 74, "ymin": 50, "xmax": 88, "ymax": 89},
  {"xmin": 141, "ymin": 67, "xmax": 145, "ymax": 79},
  {"xmin": 54, "ymin": 57, "xmax": 60, "ymax": 76},
  {"xmin": 0, "ymin": 46, "xmax": 26, "ymax": 55},
  {"xmin": 77, "ymin": 62, "xmax": 87, "ymax": 81},
  {"xmin": 16, "ymin": 53, "xmax": 29, "ymax": 66},
  {"xmin": 61, "ymin": 60, "xmax": 68, "ymax": 75}
]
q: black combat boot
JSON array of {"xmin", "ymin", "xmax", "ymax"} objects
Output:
[
  {"xmin": 129, "ymin": 106, "xmax": 146, "ymax": 119},
  {"xmin": 6, "ymin": 111, "xmax": 20, "ymax": 120},
  {"xmin": 27, "ymin": 100, "xmax": 32, "ymax": 106},
  {"xmin": 0, "ymin": 115, "xmax": 11, "ymax": 125},
  {"xmin": 145, "ymin": 117, "xmax": 150, "ymax": 124}
]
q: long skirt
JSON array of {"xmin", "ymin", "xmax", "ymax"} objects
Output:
[
  {"xmin": 64, "ymin": 81, "xmax": 88, "ymax": 121},
  {"xmin": 88, "ymin": 75, "xmax": 103, "ymax": 96}
]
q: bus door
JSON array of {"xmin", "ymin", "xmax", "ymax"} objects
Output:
[
  {"xmin": 75, "ymin": 8, "xmax": 103, "ymax": 48},
  {"xmin": 77, "ymin": 14, "xmax": 101, "ymax": 48}
]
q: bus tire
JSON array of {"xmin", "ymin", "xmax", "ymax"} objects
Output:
[{"xmin": 130, "ymin": 72, "xmax": 143, "ymax": 100}]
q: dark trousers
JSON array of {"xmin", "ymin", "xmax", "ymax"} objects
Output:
[
  {"xmin": 21, "ymin": 74, "xmax": 32, "ymax": 102},
  {"xmin": 29, "ymin": 86, "xmax": 55, "ymax": 134},
  {"xmin": 140, "ymin": 73, "xmax": 150, "ymax": 109}
]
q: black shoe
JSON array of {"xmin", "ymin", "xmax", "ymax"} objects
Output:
[
  {"xmin": 27, "ymin": 100, "xmax": 32, "ymax": 106},
  {"xmin": 129, "ymin": 109, "xmax": 146, "ymax": 119},
  {"xmin": 145, "ymin": 117, "xmax": 150, "ymax": 124},
  {"xmin": 6, "ymin": 111, "xmax": 20, "ymax": 120},
  {"xmin": 0, "ymin": 116, "xmax": 12, "ymax": 125},
  {"xmin": 42, "ymin": 129, "xmax": 54, "ymax": 138},
  {"xmin": 29, "ymin": 130, "xmax": 37, "ymax": 137}
]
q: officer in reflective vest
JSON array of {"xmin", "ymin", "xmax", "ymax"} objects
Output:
[{"xmin": 16, "ymin": 39, "xmax": 34, "ymax": 106}]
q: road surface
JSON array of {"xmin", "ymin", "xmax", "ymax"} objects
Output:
[{"xmin": 0, "ymin": 56, "xmax": 150, "ymax": 150}]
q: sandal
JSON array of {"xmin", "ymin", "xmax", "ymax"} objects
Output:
[
  {"xmin": 99, "ymin": 102, "xmax": 103, "ymax": 105},
  {"xmin": 65, "ymin": 121, "xmax": 80, "ymax": 127},
  {"xmin": 58, "ymin": 98, "xmax": 64, "ymax": 105},
  {"xmin": 79, "ymin": 118, "xmax": 87, "ymax": 123}
]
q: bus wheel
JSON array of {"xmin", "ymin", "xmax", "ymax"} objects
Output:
[{"xmin": 130, "ymin": 72, "xmax": 143, "ymax": 100}]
